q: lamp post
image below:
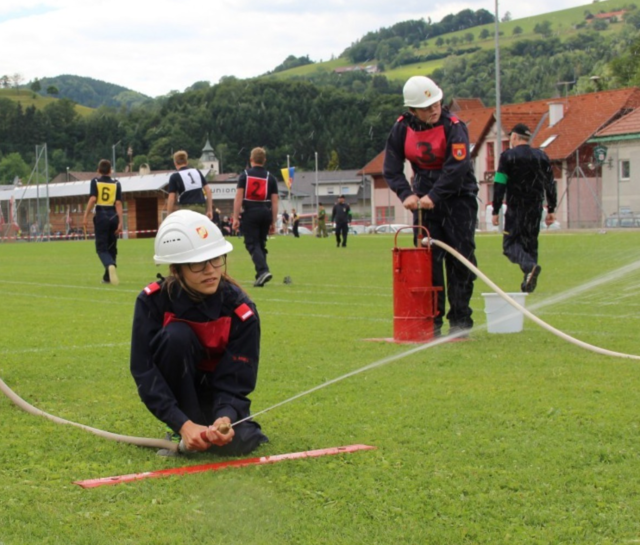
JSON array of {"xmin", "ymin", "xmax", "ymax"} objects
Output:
[
  {"xmin": 112, "ymin": 140, "xmax": 121, "ymax": 175},
  {"xmin": 494, "ymin": 0, "xmax": 502, "ymax": 173}
]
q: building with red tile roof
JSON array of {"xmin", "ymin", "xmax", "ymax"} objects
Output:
[
  {"xmin": 589, "ymin": 107, "xmax": 640, "ymax": 224},
  {"xmin": 360, "ymin": 88, "xmax": 640, "ymax": 229}
]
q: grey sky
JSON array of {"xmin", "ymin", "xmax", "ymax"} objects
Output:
[{"xmin": 0, "ymin": 0, "xmax": 591, "ymax": 97}]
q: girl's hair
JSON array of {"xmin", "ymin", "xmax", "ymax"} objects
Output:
[{"xmin": 162, "ymin": 264, "xmax": 246, "ymax": 302}]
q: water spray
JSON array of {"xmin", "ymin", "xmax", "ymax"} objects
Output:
[{"xmin": 2, "ymin": 238, "xmax": 639, "ymax": 454}]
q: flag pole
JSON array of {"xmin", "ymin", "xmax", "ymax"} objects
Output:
[{"xmin": 287, "ymin": 154, "xmax": 291, "ymax": 204}]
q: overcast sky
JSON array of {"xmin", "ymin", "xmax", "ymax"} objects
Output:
[{"xmin": 1, "ymin": 0, "xmax": 591, "ymax": 98}]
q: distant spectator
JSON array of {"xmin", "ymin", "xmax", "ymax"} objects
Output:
[{"xmin": 332, "ymin": 195, "xmax": 351, "ymax": 248}]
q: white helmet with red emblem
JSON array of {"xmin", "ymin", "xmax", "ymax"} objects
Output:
[
  {"xmin": 403, "ymin": 76, "xmax": 443, "ymax": 109},
  {"xmin": 153, "ymin": 210, "xmax": 233, "ymax": 265}
]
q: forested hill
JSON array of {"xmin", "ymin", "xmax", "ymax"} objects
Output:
[
  {"xmin": 4, "ymin": 0, "xmax": 640, "ymax": 183},
  {"xmin": 33, "ymin": 75, "xmax": 150, "ymax": 109}
]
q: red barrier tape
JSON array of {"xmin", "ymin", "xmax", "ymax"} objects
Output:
[
  {"xmin": 0, "ymin": 229, "xmax": 158, "ymax": 241},
  {"xmin": 74, "ymin": 444, "xmax": 376, "ymax": 489}
]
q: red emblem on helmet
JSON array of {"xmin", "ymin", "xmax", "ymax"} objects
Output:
[
  {"xmin": 196, "ymin": 227, "xmax": 208, "ymax": 239},
  {"xmin": 452, "ymin": 143, "xmax": 466, "ymax": 161}
]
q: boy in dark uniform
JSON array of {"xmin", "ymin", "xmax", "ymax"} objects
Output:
[
  {"xmin": 232, "ymin": 147, "xmax": 279, "ymax": 287},
  {"xmin": 167, "ymin": 150, "xmax": 214, "ymax": 220},
  {"xmin": 82, "ymin": 159, "xmax": 123, "ymax": 285}
]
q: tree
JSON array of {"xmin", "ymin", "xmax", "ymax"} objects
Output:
[
  {"xmin": 30, "ymin": 79, "xmax": 42, "ymax": 93},
  {"xmin": 0, "ymin": 75, "xmax": 9, "ymax": 88},
  {"xmin": 0, "ymin": 152, "xmax": 30, "ymax": 183},
  {"xmin": 47, "ymin": 85, "xmax": 59, "ymax": 95},
  {"xmin": 11, "ymin": 73, "xmax": 24, "ymax": 89},
  {"xmin": 534, "ymin": 20, "xmax": 553, "ymax": 37},
  {"xmin": 326, "ymin": 150, "xmax": 340, "ymax": 170},
  {"xmin": 502, "ymin": 11, "xmax": 512, "ymax": 22},
  {"xmin": 513, "ymin": 26, "xmax": 523, "ymax": 35},
  {"xmin": 479, "ymin": 28, "xmax": 490, "ymax": 40}
]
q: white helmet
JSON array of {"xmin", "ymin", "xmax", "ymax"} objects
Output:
[
  {"xmin": 153, "ymin": 210, "xmax": 233, "ymax": 265},
  {"xmin": 403, "ymin": 76, "xmax": 443, "ymax": 108}
]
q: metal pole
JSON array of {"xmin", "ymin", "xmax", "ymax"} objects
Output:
[
  {"xmin": 45, "ymin": 144, "xmax": 50, "ymax": 240},
  {"xmin": 287, "ymin": 154, "xmax": 291, "ymax": 204},
  {"xmin": 494, "ymin": 0, "xmax": 502, "ymax": 172},
  {"xmin": 35, "ymin": 145, "xmax": 40, "ymax": 236},
  {"xmin": 112, "ymin": 140, "xmax": 121, "ymax": 176},
  {"xmin": 315, "ymin": 152, "xmax": 318, "ymax": 211}
]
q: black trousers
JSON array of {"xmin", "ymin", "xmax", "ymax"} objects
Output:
[
  {"xmin": 417, "ymin": 195, "xmax": 478, "ymax": 329},
  {"xmin": 502, "ymin": 203, "xmax": 542, "ymax": 273},
  {"xmin": 241, "ymin": 207, "xmax": 272, "ymax": 279},
  {"xmin": 335, "ymin": 222, "xmax": 348, "ymax": 246},
  {"xmin": 93, "ymin": 211, "xmax": 118, "ymax": 280},
  {"xmin": 150, "ymin": 321, "xmax": 268, "ymax": 456}
]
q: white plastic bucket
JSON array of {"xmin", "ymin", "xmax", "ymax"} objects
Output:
[{"xmin": 482, "ymin": 292, "xmax": 528, "ymax": 334}]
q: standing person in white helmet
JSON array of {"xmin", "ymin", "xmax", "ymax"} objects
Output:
[
  {"xmin": 130, "ymin": 210, "xmax": 268, "ymax": 455},
  {"xmin": 383, "ymin": 76, "xmax": 479, "ymax": 337}
]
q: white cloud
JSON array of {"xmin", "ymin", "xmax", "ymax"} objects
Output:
[{"xmin": 0, "ymin": 0, "xmax": 590, "ymax": 97}]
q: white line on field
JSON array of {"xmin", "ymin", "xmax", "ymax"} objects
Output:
[{"xmin": 0, "ymin": 343, "xmax": 130, "ymax": 355}]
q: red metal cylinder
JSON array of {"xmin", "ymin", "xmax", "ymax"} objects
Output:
[{"xmin": 392, "ymin": 227, "xmax": 441, "ymax": 342}]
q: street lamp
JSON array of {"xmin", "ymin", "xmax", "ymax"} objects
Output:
[{"xmin": 112, "ymin": 140, "xmax": 121, "ymax": 175}]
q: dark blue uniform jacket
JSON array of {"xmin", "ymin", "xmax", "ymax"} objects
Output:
[{"xmin": 130, "ymin": 279, "xmax": 260, "ymax": 432}]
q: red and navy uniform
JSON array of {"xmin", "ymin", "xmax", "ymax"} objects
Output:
[
  {"xmin": 130, "ymin": 278, "xmax": 268, "ymax": 455},
  {"xmin": 237, "ymin": 166, "xmax": 279, "ymax": 279},
  {"xmin": 384, "ymin": 109, "xmax": 479, "ymax": 331},
  {"xmin": 89, "ymin": 175, "xmax": 122, "ymax": 281}
]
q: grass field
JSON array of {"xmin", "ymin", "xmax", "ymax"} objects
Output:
[
  {"xmin": 1, "ymin": 230, "xmax": 640, "ymax": 544},
  {"xmin": 0, "ymin": 88, "xmax": 94, "ymax": 117}
]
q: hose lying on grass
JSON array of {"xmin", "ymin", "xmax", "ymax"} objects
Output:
[
  {"xmin": 425, "ymin": 237, "xmax": 640, "ymax": 361},
  {"xmin": 0, "ymin": 377, "xmax": 179, "ymax": 452},
  {"xmin": 1, "ymin": 238, "xmax": 639, "ymax": 453}
]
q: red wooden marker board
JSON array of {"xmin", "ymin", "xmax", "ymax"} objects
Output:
[{"xmin": 75, "ymin": 444, "xmax": 376, "ymax": 489}]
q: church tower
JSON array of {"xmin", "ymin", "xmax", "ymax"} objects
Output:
[{"xmin": 199, "ymin": 138, "xmax": 220, "ymax": 175}]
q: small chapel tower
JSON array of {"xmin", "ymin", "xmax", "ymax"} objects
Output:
[{"xmin": 199, "ymin": 138, "xmax": 220, "ymax": 175}]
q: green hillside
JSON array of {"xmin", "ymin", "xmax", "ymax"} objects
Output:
[
  {"xmin": 0, "ymin": 88, "xmax": 94, "ymax": 117},
  {"xmin": 271, "ymin": 0, "xmax": 632, "ymax": 83}
]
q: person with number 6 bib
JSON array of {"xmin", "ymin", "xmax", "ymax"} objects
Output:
[
  {"xmin": 383, "ymin": 76, "xmax": 479, "ymax": 337},
  {"xmin": 233, "ymin": 147, "xmax": 279, "ymax": 287},
  {"xmin": 83, "ymin": 159, "xmax": 123, "ymax": 285},
  {"xmin": 130, "ymin": 210, "xmax": 269, "ymax": 455}
]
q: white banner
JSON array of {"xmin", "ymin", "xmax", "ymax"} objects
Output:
[{"xmin": 208, "ymin": 183, "xmax": 237, "ymax": 200}]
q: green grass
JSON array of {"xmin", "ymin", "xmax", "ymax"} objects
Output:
[
  {"xmin": 275, "ymin": 0, "xmax": 630, "ymax": 82},
  {"xmin": 1, "ymin": 231, "xmax": 640, "ymax": 544},
  {"xmin": 0, "ymin": 88, "xmax": 94, "ymax": 117}
]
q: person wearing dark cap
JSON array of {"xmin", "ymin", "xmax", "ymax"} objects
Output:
[
  {"xmin": 332, "ymin": 195, "xmax": 351, "ymax": 248},
  {"xmin": 492, "ymin": 123, "xmax": 557, "ymax": 293},
  {"xmin": 384, "ymin": 76, "xmax": 479, "ymax": 337}
]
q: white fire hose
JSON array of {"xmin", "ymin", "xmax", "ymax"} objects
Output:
[
  {"xmin": 424, "ymin": 237, "xmax": 640, "ymax": 360},
  {"xmin": 1, "ymin": 237, "xmax": 638, "ymax": 454}
]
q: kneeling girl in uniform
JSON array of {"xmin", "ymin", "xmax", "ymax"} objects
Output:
[{"xmin": 130, "ymin": 210, "xmax": 268, "ymax": 455}]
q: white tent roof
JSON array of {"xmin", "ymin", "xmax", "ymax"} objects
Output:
[{"xmin": 0, "ymin": 170, "xmax": 211, "ymax": 201}]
